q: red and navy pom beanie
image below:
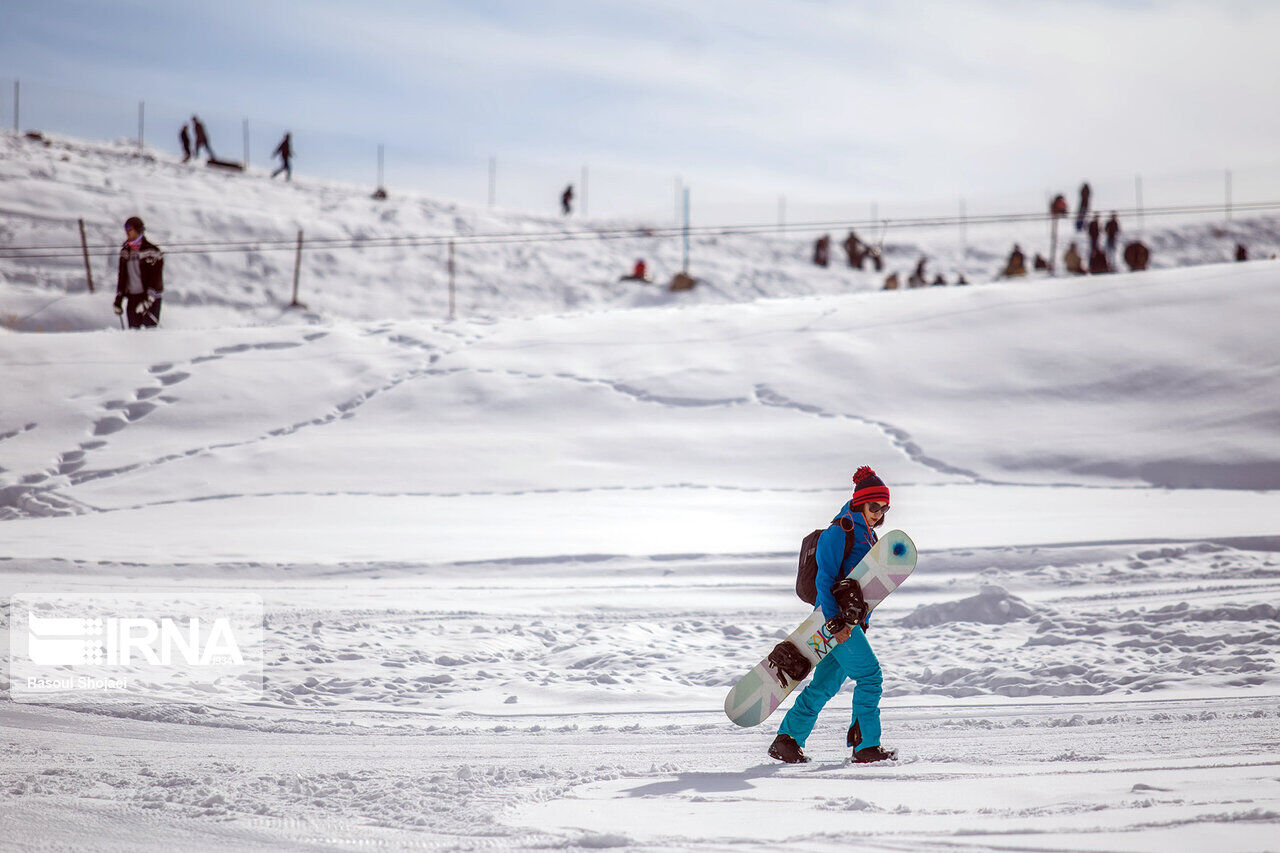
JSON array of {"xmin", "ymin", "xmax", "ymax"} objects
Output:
[{"xmin": 851, "ymin": 466, "xmax": 890, "ymax": 507}]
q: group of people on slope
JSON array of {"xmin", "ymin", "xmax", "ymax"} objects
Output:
[
  {"xmin": 813, "ymin": 231, "xmax": 883, "ymax": 271},
  {"xmin": 179, "ymin": 115, "xmax": 293, "ymax": 180}
]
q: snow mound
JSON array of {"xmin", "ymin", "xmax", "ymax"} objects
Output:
[{"xmin": 899, "ymin": 585, "xmax": 1038, "ymax": 627}]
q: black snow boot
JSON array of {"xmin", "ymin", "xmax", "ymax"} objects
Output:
[
  {"xmin": 852, "ymin": 745, "xmax": 898, "ymax": 763},
  {"xmin": 768, "ymin": 734, "xmax": 810, "ymax": 764}
]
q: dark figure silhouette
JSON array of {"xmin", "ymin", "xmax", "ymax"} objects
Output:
[
  {"xmin": 843, "ymin": 231, "xmax": 865, "ymax": 268},
  {"xmin": 931, "ymin": 274, "xmax": 947, "ymax": 286},
  {"xmin": 1033, "ymin": 253, "xmax": 1048, "ymax": 271},
  {"xmin": 813, "ymin": 234, "xmax": 831, "ymax": 267},
  {"xmin": 1064, "ymin": 242, "xmax": 1086, "ymax": 275},
  {"xmin": 271, "ymin": 132, "xmax": 293, "ymax": 181},
  {"xmin": 1104, "ymin": 212, "xmax": 1120, "ymax": 267},
  {"xmin": 179, "ymin": 125, "xmax": 192, "ymax": 163},
  {"xmin": 1087, "ymin": 214, "xmax": 1101, "ymax": 252},
  {"xmin": 1089, "ymin": 245, "xmax": 1110, "ymax": 274},
  {"xmin": 908, "ymin": 256, "xmax": 928, "ymax": 287},
  {"xmin": 1123, "ymin": 240, "xmax": 1150, "ymax": 272},
  {"xmin": 1075, "ymin": 182, "xmax": 1092, "ymax": 231},
  {"xmin": 191, "ymin": 115, "xmax": 214, "ymax": 159},
  {"xmin": 1002, "ymin": 244, "xmax": 1027, "ymax": 278},
  {"xmin": 1235, "ymin": 242, "xmax": 1248, "ymax": 262},
  {"xmin": 1050, "ymin": 194, "xmax": 1068, "ymax": 217},
  {"xmin": 561, "ymin": 185, "xmax": 574, "ymax": 216}
]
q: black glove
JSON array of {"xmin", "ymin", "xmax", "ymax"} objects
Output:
[
  {"xmin": 113, "ymin": 297, "xmax": 123, "ymax": 315},
  {"xmin": 824, "ymin": 615, "xmax": 853, "ymax": 643}
]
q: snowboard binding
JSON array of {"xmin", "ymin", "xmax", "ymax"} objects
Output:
[
  {"xmin": 766, "ymin": 641, "xmax": 812, "ymax": 685},
  {"xmin": 831, "ymin": 577, "xmax": 869, "ymax": 630}
]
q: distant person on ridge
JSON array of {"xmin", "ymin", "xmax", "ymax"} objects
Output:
[
  {"xmin": 1075, "ymin": 182, "xmax": 1092, "ymax": 231},
  {"xmin": 908, "ymin": 257, "xmax": 928, "ymax": 287},
  {"xmin": 768, "ymin": 467, "xmax": 898, "ymax": 765},
  {"xmin": 113, "ymin": 216, "xmax": 164, "ymax": 329},
  {"xmin": 813, "ymin": 234, "xmax": 831, "ymax": 267},
  {"xmin": 191, "ymin": 115, "xmax": 214, "ymax": 160},
  {"xmin": 843, "ymin": 230, "xmax": 865, "ymax": 269},
  {"xmin": 1088, "ymin": 244, "xmax": 1110, "ymax": 274},
  {"xmin": 271, "ymin": 132, "xmax": 293, "ymax": 181},
  {"xmin": 561, "ymin": 184, "xmax": 574, "ymax": 216},
  {"xmin": 1104, "ymin": 212, "xmax": 1120, "ymax": 266},
  {"xmin": 1235, "ymin": 242, "xmax": 1248, "ymax": 262},
  {"xmin": 882, "ymin": 272, "xmax": 900, "ymax": 290},
  {"xmin": 1002, "ymin": 244, "xmax": 1027, "ymax": 277},
  {"xmin": 1087, "ymin": 214, "xmax": 1102, "ymax": 253},
  {"xmin": 1064, "ymin": 242, "xmax": 1086, "ymax": 275},
  {"xmin": 1123, "ymin": 240, "xmax": 1150, "ymax": 272},
  {"xmin": 179, "ymin": 124, "xmax": 192, "ymax": 163},
  {"xmin": 621, "ymin": 259, "xmax": 651, "ymax": 282}
]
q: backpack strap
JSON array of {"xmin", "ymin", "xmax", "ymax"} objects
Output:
[{"xmin": 835, "ymin": 517, "xmax": 859, "ymax": 571}]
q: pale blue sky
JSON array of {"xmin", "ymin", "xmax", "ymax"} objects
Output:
[{"xmin": 4, "ymin": 1, "xmax": 1279, "ymax": 217}]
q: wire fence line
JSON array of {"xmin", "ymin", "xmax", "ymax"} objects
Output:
[{"xmin": 4, "ymin": 200, "xmax": 1280, "ymax": 262}]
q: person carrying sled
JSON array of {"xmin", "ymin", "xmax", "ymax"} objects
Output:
[
  {"xmin": 769, "ymin": 467, "xmax": 897, "ymax": 765},
  {"xmin": 114, "ymin": 216, "xmax": 164, "ymax": 328}
]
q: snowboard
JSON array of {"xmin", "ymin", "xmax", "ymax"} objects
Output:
[{"xmin": 723, "ymin": 529, "xmax": 917, "ymax": 728}]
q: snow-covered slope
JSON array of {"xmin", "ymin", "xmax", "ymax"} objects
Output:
[
  {"xmin": 3, "ymin": 130, "xmax": 1279, "ymax": 329},
  {"xmin": 2, "ymin": 131, "xmax": 1278, "ymax": 851}
]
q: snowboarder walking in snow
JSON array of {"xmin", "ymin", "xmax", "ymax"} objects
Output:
[
  {"xmin": 113, "ymin": 216, "xmax": 164, "ymax": 328},
  {"xmin": 769, "ymin": 467, "xmax": 897, "ymax": 765},
  {"xmin": 179, "ymin": 124, "xmax": 192, "ymax": 163},
  {"xmin": 561, "ymin": 184, "xmax": 574, "ymax": 216},
  {"xmin": 191, "ymin": 115, "xmax": 214, "ymax": 160},
  {"xmin": 271, "ymin": 132, "xmax": 293, "ymax": 181}
]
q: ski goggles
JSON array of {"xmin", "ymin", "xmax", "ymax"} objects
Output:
[{"xmin": 866, "ymin": 502, "xmax": 889, "ymax": 515}]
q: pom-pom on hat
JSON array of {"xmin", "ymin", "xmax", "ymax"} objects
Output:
[{"xmin": 851, "ymin": 466, "xmax": 890, "ymax": 507}]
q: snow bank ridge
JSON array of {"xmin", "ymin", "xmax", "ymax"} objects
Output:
[{"xmin": 899, "ymin": 585, "xmax": 1038, "ymax": 627}]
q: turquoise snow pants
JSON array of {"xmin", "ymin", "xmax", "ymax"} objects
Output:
[{"xmin": 776, "ymin": 627, "xmax": 881, "ymax": 749}]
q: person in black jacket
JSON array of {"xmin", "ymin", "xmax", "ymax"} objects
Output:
[
  {"xmin": 271, "ymin": 132, "xmax": 293, "ymax": 180},
  {"xmin": 114, "ymin": 217, "xmax": 164, "ymax": 328},
  {"xmin": 179, "ymin": 124, "xmax": 192, "ymax": 163},
  {"xmin": 191, "ymin": 115, "xmax": 214, "ymax": 160}
]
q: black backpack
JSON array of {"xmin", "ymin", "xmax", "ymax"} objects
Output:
[{"xmin": 795, "ymin": 518, "xmax": 858, "ymax": 605}]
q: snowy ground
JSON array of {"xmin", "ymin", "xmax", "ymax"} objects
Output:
[{"xmin": 1, "ymin": 133, "xmax": 1279, "ymax": 850}]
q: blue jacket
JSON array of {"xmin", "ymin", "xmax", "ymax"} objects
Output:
[{"xmin": 814, "ymin": 501, "xmax": 878, "ymax": 621}]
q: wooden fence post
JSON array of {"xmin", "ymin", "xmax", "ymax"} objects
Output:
[
  {"xmin": 78, "ymin": 219, "xmax": 94, "ymax": 293},
  {"xmin": 291, "ymin": 229, "xmax": 305, "ymax": 307},
  {"xmin": 448, "ymin": 240, "xmax": 456, "ymax": 321}
]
